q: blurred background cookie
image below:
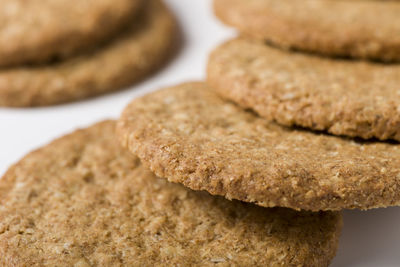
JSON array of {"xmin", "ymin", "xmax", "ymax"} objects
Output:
[
  {"xmin": 0, "ymin": 0, "xmax": 178, "ymax": 107},
  {"xmin": 214, "ymin": 0, "xmax": 400, "ymax": 62},
  {"xmin": 0, "ymin": 0, "xmax": 143, "ymax": 67}
]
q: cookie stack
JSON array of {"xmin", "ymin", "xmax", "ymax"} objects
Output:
[
  {"xmin": 0, "ymin": 0, "xmax": 177, "ymax": 107},
  {"xmin": 1, "ymin": 0, "xmax": 399, "ymax": 266},
  {"xmin": 211, "ymin": 0, "xmax": 400, "ymax": 141}
]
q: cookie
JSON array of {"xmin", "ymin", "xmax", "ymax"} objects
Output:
[
  {"xmin": 0, "ymin": 0, "xmax": 177, "ymax": 107},
  {"xmin": 0, "ymin": 0, "xmax": 142, "ymax": 67},
  {"xmin": 207, "ymin": 38, "xmax": 400, "ymax": 141},
  {"xmin": 0, "ymin": 121, "xmax": 342, "ymax": 266},
  {"xmin": 214, "ymin": 0, "xmax": 400, "ymax": 62},
  {"xmin": 118, "ymin": 82, "xmax": 400, "ymax": 211}
]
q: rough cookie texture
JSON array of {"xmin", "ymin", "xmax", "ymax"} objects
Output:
[
  {"xmin": 0, "ymin": 121, "xmax": 341, "ymax": 267},
  {"xmin": 0, "ymin": 0, "xmax": 177, "ymax": 107},
  {"xmin": 214, "ymin": 0, "xmax": 400, "ymax": 62},
  {"xmin": 0, "ymin": 0, "xmax": 142, "ymax": 67},
  {"xmin": 118, "ymin": 82, "xmax": 400, "ymax": 211},
  {"xmin": 207, "ymin": 38, "xmax": 400, "ymax": 141}
]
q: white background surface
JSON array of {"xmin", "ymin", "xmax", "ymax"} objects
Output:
[{"xmin": 0, "ymin": 1, "xmax": 399, "ymax": 266}]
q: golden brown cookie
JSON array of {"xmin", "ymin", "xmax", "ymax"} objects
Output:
[
  {"xmin": 0, "ymin": 0, "xmax": 142, "ymax": 67},
  {"xmin": 118, "ymin": 82, "xmax": 400, "ymax": 211},
  {"xmin": 0, "ymin": 121, "xmax": 342, "ymax": 266},
  {"xmin": 207, "ymin": 38, "xmax": 400, "ymax": 141},
  {"xmin": 214, "ymin": 0, "xmax": 400, "ymax": 62},
  {"xmin": 0, "ymin": 0, "xmax": 177, "ymax": 107}
]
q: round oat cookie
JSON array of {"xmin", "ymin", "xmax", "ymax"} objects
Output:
[
  {"xmin": 0, "ymin": 0, "xmax": 177, "ymax": 107},
  {"xmin": 207, "ymin": 38, "xmax": 400, "ymax": 142},
  {"xmin": 0, "ymin": 121, "xmax": 342, "ymax": 267},
  {"xmin": 214, "ymin": 0, "xmax": 400, "ymax": 62},
  {"xmin": 118, "ymin": 82, "xmax": 400, "ymax": 211},
  {"xmin": 0, "ymin": 0, "xmax": 142, "ymax": 67}
]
